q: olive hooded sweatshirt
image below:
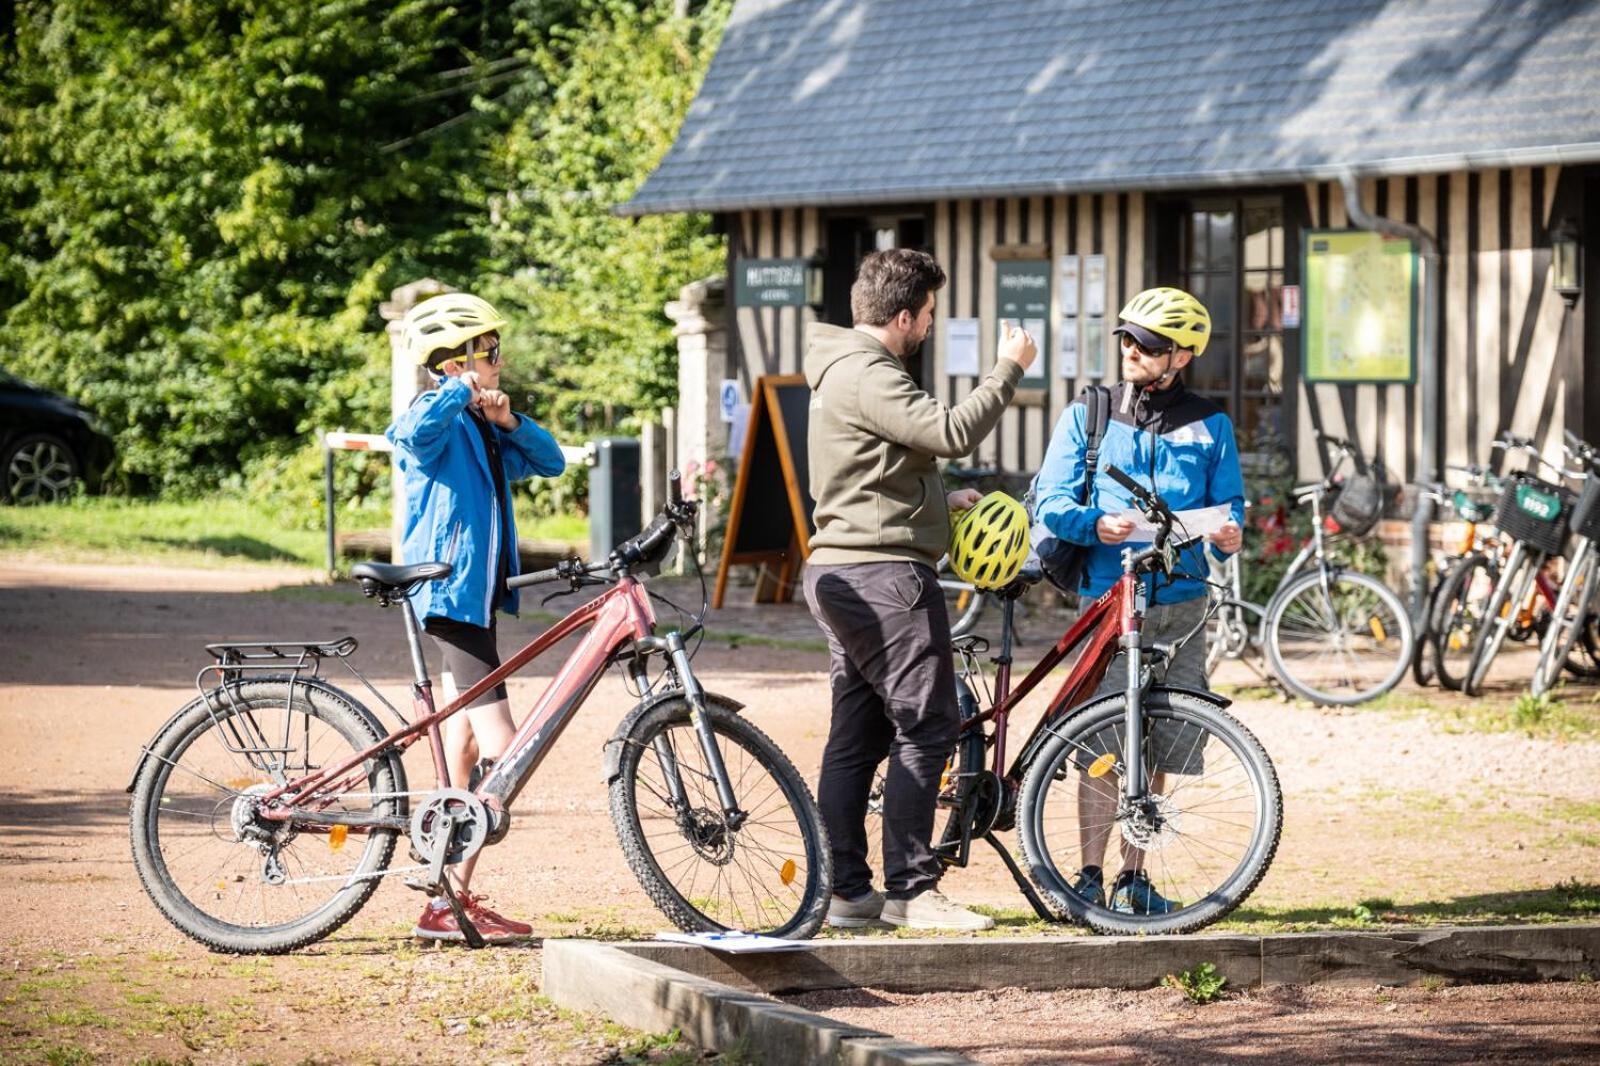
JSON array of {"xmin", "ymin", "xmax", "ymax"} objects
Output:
[{"xmin": 803, "ymin": 322, "xmax": 1023, "ymax": 567}]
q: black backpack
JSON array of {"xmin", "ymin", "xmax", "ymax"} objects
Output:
[{"xmin": 1027, "ymin": 384, "xmax": 1112, "ymax": 594}]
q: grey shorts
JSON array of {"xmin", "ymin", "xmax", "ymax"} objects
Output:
[{"xmin": 1071, "ymin": 597, "xmax": 1210, "ymax": 776}]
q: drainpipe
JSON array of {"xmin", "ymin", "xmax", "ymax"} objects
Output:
[{"xmin": 1339, "ymin": 171, "xmax": 1441, "ymax": 620}]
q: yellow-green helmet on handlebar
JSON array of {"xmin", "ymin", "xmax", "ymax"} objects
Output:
[
  {"xmin": 1117, "ymin": 286, "xmax": 1212, "ymax": 356},
  {"xmin": 948, "ymin": 492, "xmax": 1031, "ymax": 591},
  {"xmin": 400, "ymin": 292, "xmax": 508, "ymax": 367}
]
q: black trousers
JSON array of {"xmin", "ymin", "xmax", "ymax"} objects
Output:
[{"xmin": 804, "ymin": 561, "xmax": 959, "ymax": 900}]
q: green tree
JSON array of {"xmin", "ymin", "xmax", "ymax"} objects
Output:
[
  {"xmin": 0, "ymin": 0, "xmax": 518, "ymax": 494},
  {"xmin": 487, "ymin": 0, "xmax": 730, "ymax": 435}
]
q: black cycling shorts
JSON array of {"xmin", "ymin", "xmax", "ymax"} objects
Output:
[{"xmin": 423, "ymin": 617, "xmax": 508, "ymax": 708}]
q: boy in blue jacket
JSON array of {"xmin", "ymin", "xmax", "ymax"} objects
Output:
[
  {"xmin": 1032, "ymin": 286, "xmax": 1244, "ymax": 916},
  {"xmin": 388, "ymin": 292, "xmax": 566, "ymax": 942}
]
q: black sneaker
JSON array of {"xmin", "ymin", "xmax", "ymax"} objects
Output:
[
  {"xmin": 1069, "ymin": 864, "xmax": 1105, "ymax": 907},
  {"xmin": 1109, "ymin": 869, "xmax": 1177, "ymax": 915}
]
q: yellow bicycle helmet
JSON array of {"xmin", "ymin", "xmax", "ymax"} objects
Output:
[
  {"xmin": 400, "ymin": 293, "xmax": 508, "ymax": 366},
  {"xmin": 948, "ymin": 492, "xmax": 1031, "ymax": 591},
  {"xmin": 1116, "ymin": 287, "xmax": 1212, "ymax": 356}
]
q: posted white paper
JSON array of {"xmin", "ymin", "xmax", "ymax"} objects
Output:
[
  {"xmin": 1118, "ymin": 503, "xmax": 1234, "ymax": 543},
  {"xmin": 946, "ymin": 318, "xmax": 981, "ymax": 376}
]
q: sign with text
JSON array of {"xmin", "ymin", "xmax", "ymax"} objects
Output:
[
  {"xmin": 1303, "ymin": 231, "xmax": 1416, "ymax": 383},
  {"xmin": 996, "ymin": 259, "xmax": 1050, "ymax": 387},
  {"xmin": 734, "ymin": 258, "xmax": 812, "ymax": 307}
]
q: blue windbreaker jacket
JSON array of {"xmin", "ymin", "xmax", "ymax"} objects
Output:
[
  {"xmin": 386, "ymin": 377, "xmax": 566, "ymax": 627},
  {"xmin": 1032, "ymin": 380, "xmax": 1244, "ymax": 604}
]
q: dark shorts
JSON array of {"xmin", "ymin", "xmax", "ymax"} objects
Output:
[
  {"xmin": 1071, "ymin": 598, "xmax": 1211, "ymax": 776},
  {"xmin": 424, "ymin": 617, "xmax": 507, "ymax": 708}
]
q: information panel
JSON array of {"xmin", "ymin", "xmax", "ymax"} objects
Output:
[
  {"xmin": 995, "ymin": 259, "xmax": 1050, "ymax": 388},
  {"xmin": 1302, "ymin": 230, "xmax": 1417, "ymax": 384}
]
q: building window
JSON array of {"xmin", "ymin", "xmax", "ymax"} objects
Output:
[{"xmin": 1161, "ymin": 196, "xmax": 1290, "ymax": 469}]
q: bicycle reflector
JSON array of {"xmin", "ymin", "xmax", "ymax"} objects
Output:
[{"xmin": 949, "ymin": 492, "xmax": 1030, "ymax": 590}]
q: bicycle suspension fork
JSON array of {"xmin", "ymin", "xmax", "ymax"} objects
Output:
[{"xmin": 659, "ymin": 631, "xmax": 744, "ymax": 823}]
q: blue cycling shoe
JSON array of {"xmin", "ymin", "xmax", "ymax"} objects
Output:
[
  {"xmin": 1109, "ymin": 869, "xmax": 1177, "ymax": 915},
  {"xmin": 1068, "ymin": 865, "xmax": 1105, "ymax": 908}
]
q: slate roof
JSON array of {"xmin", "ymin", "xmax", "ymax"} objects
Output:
[{"xmin": 622, "ymin": 0, "xmax": 1600, "ymax": 215}]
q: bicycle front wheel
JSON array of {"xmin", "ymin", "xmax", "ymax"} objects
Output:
[
  {"xmin": 1018, "ymin": 690, "xmax": 1281, "ymax": 935},
  {"xmin": 609, "ymin": 697, "xmax": 830, "ymax": 939},
  {"xmin": 129, "ymin": 680, "xmax": 404, "ymax": 954},
  {"xmin": 1265, "ymin": 569, "xmax": 1414, "ymax": 705},
  {"xmin": 1432, "ymin": 553, "xmax": 1496, "ymax": 691}
]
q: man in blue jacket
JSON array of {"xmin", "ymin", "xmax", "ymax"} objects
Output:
[
  {"xmin": 1032, "ymin": 286, "xmax": 1244, "ymax": 916},
  {"xmin": 388, "ymin": 292, "xmax": 566, "ymax": 942}
]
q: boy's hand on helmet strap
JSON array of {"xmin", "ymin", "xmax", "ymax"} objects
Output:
[
  {"xmin": 457, "ymin": 371, "xmax": 483, "ymax": 402},
  {"xmin": 477, "ymin": 389, "xmax": 517, "ymax": 429}
]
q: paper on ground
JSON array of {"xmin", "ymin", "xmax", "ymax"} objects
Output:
[
  {"xmin": 655, "ymin": 930, "xmax": 815, "ymax": 953},
  {"xmin": 1118, "ymin": 503, "xmax": 1234, "ymax": 542}
]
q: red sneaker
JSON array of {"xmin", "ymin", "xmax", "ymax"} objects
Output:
[{"xmin": 412, "ymin": 894, "xmax": 532, "ymax": 943}]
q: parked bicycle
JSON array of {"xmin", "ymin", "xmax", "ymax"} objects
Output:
[
  {"xmin": 1408, "ymin": 465, "xmax": 1501, "ymax": 688},
  {"xmin": 1461, "ymin": 435, "xmax": 1591, "ymax": 696},
  {"xmin": 1205, "ymin": 432, "xmax": 1413, "ymax": 705},
  {"xmin": 878, "ymin": 467, "xmax": 1282, "ymax": 935},
  {"xmin": 1530, "ymin": 430, "xmax": 1600, "ymax": 696},
  {"xmin": 128, "ymin": 474, "xmax": 831, "ymax": 953}
]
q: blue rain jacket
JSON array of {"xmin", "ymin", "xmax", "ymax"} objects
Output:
[
  {"xmin": 1032, "ymin": 380, "xmax": 1244, "ymax": 605},
  {"xmin": 386, "ymin": 377, "xmax": 566, "ymax": 626}
]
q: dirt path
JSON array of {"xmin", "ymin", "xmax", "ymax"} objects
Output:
[{"xmin": 2, "ymin": 559, "xmax": 1598, "ymax": 1063}]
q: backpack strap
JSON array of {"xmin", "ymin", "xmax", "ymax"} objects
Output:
[{"xmin": 1079, "ymin": 384, "xmax": 1111, "ymax": 505}]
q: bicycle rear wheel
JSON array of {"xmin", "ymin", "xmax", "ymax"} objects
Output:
[
  {"xmin": 609, "ymin": 696, "xmax": 830, "ymax": 939},
  {"xmin": 1018, "ymin": 690, "xmax": 1281, "ymax": 935},
  {"xmin": 129, "ymin": 680, "xmax": 404, "ymax": 954},
  {"xmin": 1265, "ymin": 569, "xmax": 1414, "ymax": 705}
]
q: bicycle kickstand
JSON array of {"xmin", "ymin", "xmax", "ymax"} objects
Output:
[{"xmin": 981, "ymin": 833, "xmax": 1063, "ymax": 925}]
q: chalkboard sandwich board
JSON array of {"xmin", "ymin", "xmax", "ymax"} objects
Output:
[{"xmin": 714, "ymin": 374, "xmax": 815, "ymax": 606}]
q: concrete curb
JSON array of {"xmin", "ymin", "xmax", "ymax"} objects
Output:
[{"xmin": 542, "ymin": 924, "xmax": 1600, "ymax": 1064}]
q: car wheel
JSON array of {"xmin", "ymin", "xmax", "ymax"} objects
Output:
[{"xmin": 3, "ymin": 433, "xmax": 80, "ymax": 504}]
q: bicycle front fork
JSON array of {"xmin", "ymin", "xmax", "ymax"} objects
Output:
[{"xmin": 655, "ymin": 631, "xmax": 745, "ymax": 824}]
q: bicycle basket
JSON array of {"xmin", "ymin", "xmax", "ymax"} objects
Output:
[
  {"xmin": 1570, "ymin": 475, "xmax": 1600, "ymax": 542},
  {"xmin": 1327, "ymin": 473, "xmax": 1385, "ymax": 537},
  {"xmin": 1492, "ymin": 473, "xmax": 1573, "ymax": 556}
]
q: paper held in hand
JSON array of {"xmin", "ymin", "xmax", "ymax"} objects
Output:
[{"xmin": 1118, "ymin": 503, "xmax": 1234, "ymax": 543}]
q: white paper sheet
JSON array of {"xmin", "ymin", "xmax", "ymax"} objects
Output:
[
  {"xmin": 655, "ymin": 930, "xmax": 816, "ymax": 953},
  {"xmin": 1118, "ymin": 503, "xmax": 1234, "ymax": 542},
  {"xmin": 946, "ymin": 318, "xmax": 981, "ymax": 376}
]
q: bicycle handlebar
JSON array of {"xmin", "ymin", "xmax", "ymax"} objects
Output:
[{"xmin": 508, "ymin": 469, "xmax": 700, "ymax": 590}]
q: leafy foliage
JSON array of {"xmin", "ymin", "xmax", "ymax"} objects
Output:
[
  {"xmin": 1165, "ymin": 961, "xmax": 1227, "ymax": 1004},
  {"xmin": 0, "ymin": 0, "xmax": 727, "ymax": 504}
]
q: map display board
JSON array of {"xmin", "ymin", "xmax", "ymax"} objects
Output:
[{"xmin": 1302, "ymin": 230, "xmax": 1417, "ymax": 383}]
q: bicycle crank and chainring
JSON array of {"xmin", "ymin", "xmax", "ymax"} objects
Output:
[{"xmin": 409, "ymin": 788, "xmax": 489, "ymax": 869}]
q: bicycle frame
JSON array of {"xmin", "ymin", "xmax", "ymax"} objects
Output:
[
  {"xmin": 254, "ymin": 577, "xmax": 673, "ymax": 829},
  {"xmin": 971, "ymin": 567, "xmax": 1143, "ymax": 796}
]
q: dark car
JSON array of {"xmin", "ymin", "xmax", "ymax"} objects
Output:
[{"xmin": 0, "ymin": 367, "xmax": 115, "ymax": 503}]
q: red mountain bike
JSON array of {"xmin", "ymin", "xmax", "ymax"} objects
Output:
[
  {"xmin": 915, "ymin": 466, "xmax": 1281, "ymax": 934},
  {"xmin": 129, "ymin": 475, "xmax": 831, "ymax": 952}
]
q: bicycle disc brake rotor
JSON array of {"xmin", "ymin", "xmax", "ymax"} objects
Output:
[
  {"xmin": 1119, "ymin": 793, "xmax": 1182, "ymax": 852},
  {"xmin": 680, "ymin": 807, "xmax": 736, "ymax": 865},
  {"xmin": 409, "ymin": 788, "xmax": 489, "ymax": 868}
]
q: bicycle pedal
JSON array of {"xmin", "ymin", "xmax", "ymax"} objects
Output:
[{"xmin": 404, "ymin": 876, "xmax": 442, "ymax": 896}]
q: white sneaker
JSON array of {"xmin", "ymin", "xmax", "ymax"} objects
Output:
[
  {"xmin": 826, "ymin": 889, "xmax": 885, "ymax": 928},
  {"xmin": 880, "ymin": 889, "xmax": 995, "ymax": 931}
]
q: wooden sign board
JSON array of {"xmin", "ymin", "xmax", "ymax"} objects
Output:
[{"xmin": 714, "ymin": 374, "xmax": 815, "ymax": 606}]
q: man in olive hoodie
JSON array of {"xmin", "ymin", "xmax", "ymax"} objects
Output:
[{"xmin": 803, "ymin": 248, "xmax": 1037, "ymax": 931}]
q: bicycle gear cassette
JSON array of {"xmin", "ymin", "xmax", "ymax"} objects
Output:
[{"xmin": 409, "ymin": 788, "xmax": 489, "ymax": 868}]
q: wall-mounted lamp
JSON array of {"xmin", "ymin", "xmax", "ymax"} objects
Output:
[{"xmin": 1552, "ymin": 220, "xmax": 1582, "ymax": 305}]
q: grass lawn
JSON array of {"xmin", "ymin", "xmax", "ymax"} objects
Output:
[{"xmin": 0, "ymin": 495, "xmax": 587, "ymax": 570}]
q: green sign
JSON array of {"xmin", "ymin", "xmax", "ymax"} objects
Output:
[
  {"xmin": 734, "ymin": 258, "xmax": 813, "ymax": 308},
  {"xmin": 1515, "ymin": 483, "xmax": 1562, "ymax": 521},
  {"xmin": 995, "ymin": 259, "xmax": 1050, "ymax": 388},
  {"xmin": 1302, "ymin": 230, "xmax": 1417, "ymax": 383}
]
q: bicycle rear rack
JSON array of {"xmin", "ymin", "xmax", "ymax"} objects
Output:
[{"xmin": 197, "ymin": 637, "xmax": 403, "ymax": 780}]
